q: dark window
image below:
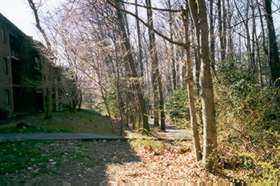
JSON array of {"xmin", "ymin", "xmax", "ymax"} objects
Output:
[
  {"xmin": 0, "ymin": 28, "xmax": 4, "ymax": 42},
  {"xmin": 34, "ymin": 57, "xmax": 40, "ymax": 70},
  {"xmin": 3, "ymin": 29, "xmax": 6, "ymax": 43},
  {"xmin": 5, "ymin": 89, "xmax": 10, "ymax": 106},
  {"xmin": 3, "ymin": 57, "xmax": 8, "ymax": 75}
]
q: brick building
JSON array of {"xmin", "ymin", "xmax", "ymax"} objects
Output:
[{"xmin": 0, "ymin": 13, "xmax": 78, "ymax": 119}]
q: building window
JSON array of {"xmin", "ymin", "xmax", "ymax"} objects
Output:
[
  {"xmin": 0, "ymin": 28, "xmax": 5, "ymax": 43},
  {"xmin": 5, "ymin": 89, "xmax": 10, "ymax": 106},
  {"xmin": 0, "ymin": 28, "xmax": 3, "ymax": 41},
  {"xmin": 3, "ymin": 57, "xmax": 8, "ymax": 75},
  {"xmin": 34, "ymin": 57, "xmax": 40, "ymax": 70},
  {"xmin": 3, "ymin": 29, "xmax": 6, "ymax": 43}
]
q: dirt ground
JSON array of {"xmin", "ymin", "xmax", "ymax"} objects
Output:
[{"xmin": 0, "ymin": 140, "xmax": 242, "ymax": 185}]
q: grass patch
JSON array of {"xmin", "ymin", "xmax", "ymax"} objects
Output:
[
  {"xmin": 0, "ymin": 141, "xmax": 86, "ymax": 175},
  {"xmin": 0, "ymin": 141, "xmax": 51, "ymax": 174},
  {"xmin": 44, "ymin": 110, "xmax": 113, "ymax": 134},
  {"xmin": 0, "ymin": 109, "xmax": 116, "ymax": 134}
]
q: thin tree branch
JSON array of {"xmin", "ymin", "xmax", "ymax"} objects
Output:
[
  {"xmin": 27, "ymin": 0, "xmax": 52, "ymax": 50},
  {"xmin": 107, "ymin": 0, "xmax": 186, "ymax": 47},
  {"xmin": 229, "ymin": 6, "xmax": 280, "ymax": 29},
  {"xmin": 120, "ymin": 0, "xmax": 182, "ymax": 13}
]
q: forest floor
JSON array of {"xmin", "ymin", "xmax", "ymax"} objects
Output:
[
  {"xmin": 0, "ymin": 111, "xmax": 266, "ymax": 184},
  {"xmin": 0, "ymin": 139, "xmax": 252, "ymax": 185}
]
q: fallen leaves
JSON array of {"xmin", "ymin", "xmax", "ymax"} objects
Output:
[
  {"xmin": 1, "ymin": 140, "xmax": 252, "ymax": 184},
  {"xmin": 106, "ymin": 141, "xmax": 220, "ymax": 183}
]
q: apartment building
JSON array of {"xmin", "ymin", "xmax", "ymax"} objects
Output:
[{"xmin": 0, "ymin": 13, "xmax": 78, "ymax": 120}]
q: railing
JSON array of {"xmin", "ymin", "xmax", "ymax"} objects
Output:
[{"xmin": 10, "ymin": 49, "xmax": 19, "ymax": 60}]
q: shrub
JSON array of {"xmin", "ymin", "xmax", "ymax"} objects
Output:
[
  {"xmin": 165, "ymin": 88, "xmax": 189, "ymax": 128},
  {"xmin": 215, "ymin": 61, "xmax": 280, "ymax": 181}
]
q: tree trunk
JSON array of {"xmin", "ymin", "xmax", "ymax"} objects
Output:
[
  {"xmin": 251, "ymin": 0, "xmax": 257, "ymax": 76},
  {"xmin": 263, "ymin": 0, "xmax": 280, "ymax": 86},
  {"xmin": 135, "ymin": 0, "xmax": 144, "ymax": 77},
  {"xmin": 257, "ymin": 0, "xmax": 269, "ymax": 58},
  {"xmin": 190, "ymin": 1, "xmax": 201, "ymax": 86},
  {"xmin": 183, "ymin": 6, "xmax": 202, "ymax": 161},
  {"xmin": 116, "ymin": 0, "xmax": 150, "ymax": 131},
  {"xmin": 189, "ymin": 0, "xmax": 218, "ymax": 168},
  {"xmin": 168, "ymin": 0, "xmax": 177, "ymax": 91},
  {"xmin": 245, "ymin": 1, "xmax": 255, "ymax": 73},
  {"xmin": 251, "ymin": 0, "xmax": 262, "ymax": 85},
  {"xmin": 209, "ymin": 0, "xmax": 215, "ymax": 70},
  {"xmin": 222, "ymin": 0, "xmax": 227, "ymax": 60},
  {"xmin": 159, "ymin": 80, "xmax": 165, "ymax": 131},
  {"xmin": 226, "ymin": 0, "xmax": 234, "ymax": 58},
  {"xmin": 218, "ymin": 0, "xmax": 226, "ymax": 61},
  {"xmin": 146, "ymin": 0, "xmax": 165, "ymax": 130}
]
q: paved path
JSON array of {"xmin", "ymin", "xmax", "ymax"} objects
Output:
[
  {"xmin": 0, "ymin": 126, "xmax": 192, "ymax": 142},
  {"xmin": 0, "ymin": 133, "xmax": 125, "ymax": 142},
  {"xmin": 156, "ymin": 126, "xmax": 192, "ymax": 141}
]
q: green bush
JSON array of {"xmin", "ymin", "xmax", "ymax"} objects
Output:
[
  {"xmin": 216, "ymin": 61, "xmax": 280, "ymax": 133},
  {"xmin": 165, "ymin": 88, "xmax": 189, "ymax": 127},
  {"xmin": 216, "ymin": 61, "xmax": 280, "ymax": 181}
]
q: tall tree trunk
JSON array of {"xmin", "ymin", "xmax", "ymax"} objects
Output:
[
  {"xmin": 146, "ymin": 0, "xmax": 159, "ymax": 127},
  {"xmin": 159, "ymin": 80, "xmax": 165, "ymax": 131},
  {"xmin": 255, "ymin": 30, "xmax": 263, "ymax": 86},
  {"xmin": 135, "ymin": 0, "xmax": 144, "ymax": 77},
  {"xmin": 218, "ymin": 0, "xmax": 226, "ymax": 61},
  {"xmin": 112, "ymin": 35, "xmax": 126, "ymax": 135},
  {"xmin": 183, "ymin": 6, "xmax": 202, "ymax": 161},
  {"xmin": 245, "ymin": 1, "xmax": 255, "ymax": 73},
  {"xmin": 116, "ymin": 0, "xmax": 150, "ymax": 131},
  {"xmin": 146, "ymin": 0, "xmax": 165, "ymax": 130},
  {"xmin": 263, "ymin": 0, "xmax": 280, "ymax": 86},
  {"xmin": 116, "ymin": 62, "xmax": 126, "ymax": 135},
  {"xmin": 189, "ymin": 0, "xmax": 218, "ymax": 168},
  {"xmin": 226, "ymin": 0, "xmax": 234, "ymax": 58},
  {"xmin": 168, "ymin": 0, "xmax": 177, "ymax": 90},
  {"xmin": 251, "ymin": 0, "xmax": 257, "ymax": 77},
  {"xmin": 135, "ymin": 0, "xmax": 144, "ymax": 128},
  {"xmin": 222, "ymin": 0, "xmax": 227, "ymax": 59},
  {"xmin": 209, "ymin": 0, "xmax": 215, "ymax": 70},
  {"xmin": 257, "ymin": 0, "xmax": 269, "ymax": 58},
  {"xmin": 189, "ymin": 0, "xmax": 201, "ymax": 86}
]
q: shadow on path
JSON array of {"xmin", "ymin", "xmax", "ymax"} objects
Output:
[{"xmin": 0, "ymin": 140, "xmax": 140, "ymax": 185}]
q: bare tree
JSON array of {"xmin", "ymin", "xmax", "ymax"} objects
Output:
[
  {"xmin": 263, "ymin": 0, "xmax": 280, "ymax": 86},
  {"xmin": 189, "ymin": 0, "xmax": 217, "ymax": 168},
  {"xmin": 27, "ymin": 0, "xmax": 53, "ymax": 119},
  {"xmin": 182, "ymin": 4, "xmax": 202, "ymax": 161},
  {"xmin": 115, "ymin": 0, "xmax": 150, "ymax": 131},
  {"xmin": 145, "ymin": 0, "xmax": 166, "ymax": 130}
]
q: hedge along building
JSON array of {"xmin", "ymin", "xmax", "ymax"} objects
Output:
[{"xmin": 0, "ymin": 13, "xmax": 80, "ymax": 119}]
